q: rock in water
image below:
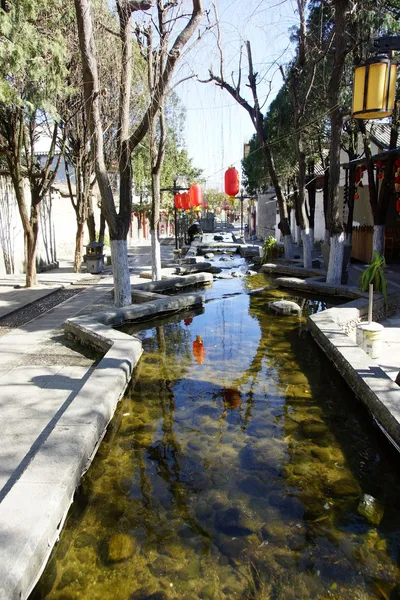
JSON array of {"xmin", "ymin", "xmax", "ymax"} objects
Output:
[
  {"xmin": 106, "ymin": 533, "xmax": 137, "ymax": 562},
  {"xmin": 357, "ymin": 494, "xmax": 384, "ymax": 526},
  {"xmin": 204, "ymin": 253, "xmax": 215, "ymax": 259},
  {"xmin": 268, "ymin": 300, "xmax": 302, "ymax": 315}
]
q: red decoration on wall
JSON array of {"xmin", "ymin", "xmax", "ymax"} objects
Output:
[
  {"xmin": 189, "ymin": 184, "xmax": 203, "ymax": 207},
  {"xmin": 224, "ymin": 167, "xmax": 240, "ymax": 197}
]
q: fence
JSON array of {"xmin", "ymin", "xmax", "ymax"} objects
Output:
[{"xmin": 351, "ymin": 226, "xmax": 373, "ymax": 263}]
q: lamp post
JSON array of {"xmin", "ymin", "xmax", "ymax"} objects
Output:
[
  {"xmin": 352, "ymin": 36, "xmax": 400, "ymax": 120},
  {"xmin": 160, "ymin": 176, "xmax": 189, "ymax": 250}
]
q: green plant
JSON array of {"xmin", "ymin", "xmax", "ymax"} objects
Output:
[
  {"xmin": 262, "ymin": 236, "xmax": 277, "ymax": 264},
  {"xmin": 358, "ymin": 250, "xmax": 388, "ymax": 304}
]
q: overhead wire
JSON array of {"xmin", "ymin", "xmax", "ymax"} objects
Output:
[{"xmin": 202, "ymin": 102, "xmax": 340, "ymax": 185}]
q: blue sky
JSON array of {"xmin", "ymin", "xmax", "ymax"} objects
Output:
[{"xmin": 174, "ymin": 0, "xmax": 299, "ymax": 190}]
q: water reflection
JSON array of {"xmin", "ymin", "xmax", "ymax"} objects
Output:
[{"xmin": 33, "ymin": 267, "xmax": 400, "ymax": 600}]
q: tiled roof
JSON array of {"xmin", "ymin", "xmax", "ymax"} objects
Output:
[{"xmin": 367, "ymin": 122, "xmax": 396, "ymax": 150}]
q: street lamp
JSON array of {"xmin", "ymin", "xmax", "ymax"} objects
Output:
[
  {"xmin": 160, "ymin": 175, "xmax": 188, "ymax": 250},
  {"xmin": 352, "ymin": 36, "xmax": 400, "ymax": 120}
]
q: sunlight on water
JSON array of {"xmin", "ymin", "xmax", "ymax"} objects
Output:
[{"xmin": 33, "ymin": 259, "xmax": 400, "ymax": 600}]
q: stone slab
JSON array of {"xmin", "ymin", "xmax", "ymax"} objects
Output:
[{"xmin": 308, "ymin": 303, "xmax": 400, "ymax": 451}]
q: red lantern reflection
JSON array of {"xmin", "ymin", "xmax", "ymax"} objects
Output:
[
  {"xmin": 192, "ymin": 335, "xmax": 205, "ymax": 364},
  {"xmin": 222, "ymin": 388, "xmax": 242, "ymax": 409}
]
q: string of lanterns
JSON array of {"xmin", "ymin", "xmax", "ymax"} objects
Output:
[
  {"xmin": 174, "ymin": 184, "xmax": 203, "ymax": 211},
  {"xmin": 353, "ymin": 157, "xmax": 400, "ymax": 215}
]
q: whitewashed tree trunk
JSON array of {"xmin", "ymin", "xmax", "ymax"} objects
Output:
[
  {"xmin": 324, "ymin": 229, "xmax": 330, "ymax": 244},
  {"xmin": 296, "ymin": 225, "xmax": 302, "ymax": 246},
  {"xmin": 110, "ymin": 239, "xmax": 131, "ymax": 307},
  {"xmin": 310, "ymin": 228, "xmax": 314, "ymax": 248},
  {"xmin": 284, "ymin": 234, "xmax": 295, "ymax": 259},
  {"xmin": 301, "ymin": 229, "xmax": 313, "ymax": 268},
  {"xmin": 326, "ymin": 232, "xmax": 345, "ymax": 284},
  {"xmin": 373, "ymin": 224, "xmax": 385, "ymax": 257},
  {"xmin": 151, "ymin": 229, "xmax": 162, "ymax": 280}
]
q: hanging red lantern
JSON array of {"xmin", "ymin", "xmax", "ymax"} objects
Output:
[
  {"xmin": 354, "ymin": 192, "xmax": 359, "ymax": 200},
  {"xmin": 396, "ymin": 199, "xmax": 400, "ymax": 213},
  {"xmin": 181, "ymin": 192, "xmax": 190, "ymax": 210},
  {"xmin": 376, "ymin": 160, "xmax": 383, "ymax": 168},
  {"xmin": 189, "ymin": 184, "xmax": 203, "ymax": 207},
  {"xmin": 174, "ymin": 193, "xmax": 183, "ymax": 209},
  {"xmin": 378, "ymin": 173, "xmax": 384, "ymax": 180},
  {"xmin": 224, "ymin": 167, "xmax": 240, "ymax": 197}
]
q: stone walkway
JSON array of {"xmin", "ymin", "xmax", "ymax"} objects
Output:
[{"xmin": 0, "ymin": 244, "xmax": 175, "ymax": 600}]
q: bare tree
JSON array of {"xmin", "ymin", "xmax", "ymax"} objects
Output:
[
  {"xmin": 0, "ymin": 109, "xmax": 64, "ymax": 286},
  {"xmin": 205, "ymin": 38, "xmax": 295, "ymax": 258},
  {"xmin": 74, "ymin": 0, "xmax": 203, "ymax": 305}
]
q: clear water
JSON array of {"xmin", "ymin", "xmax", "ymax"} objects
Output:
[{"xmin": 33, "ymin": 261, "xmax": 400, "ymax": 600}]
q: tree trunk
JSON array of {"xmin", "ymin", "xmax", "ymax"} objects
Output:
[
  {"xmin": 110, "ymin": 238, "xmax": 131, "ymax": 306},
  {"xmin": 86, "ymin": 196, "xmax": 97, "ymax": 242},
  {"xmin": 74, "ymin": 0, "xmax": 131, "ymax": 307},
  {"xmin": 373, "ymin": 225, "xmax": 385, "ymax": 256},
  {"xmin": 74, "ymin": 221, "xmax": 85, "ymax": 272},
  {"xmin": 99, "ymin": 213, "xmax": 106, "ymax": 245},
  {"xmin": 261, "ymin": 139, "xmax": 294, "ymax": 258},
  {"xmin": 307, "ymin": 163, "xmax": 316, "ymax": 247},
  {"xmin": 326, "ymin": 0, "xmax": 349, "ymax": 284},
  {"xmin": 26, "ymin": 201, "xmax": 39, "ymax": 287}
]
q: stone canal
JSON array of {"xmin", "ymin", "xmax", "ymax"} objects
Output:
[{"xmin": 32, "ymin": 257, "xmax": 400, "ymax": 600}]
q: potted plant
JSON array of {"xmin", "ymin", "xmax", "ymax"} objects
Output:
[
  {"xmin": 358, "ymin": 251, "xmax": 388, "ymax": 304},
  {"xmin": 261, "ymin": 236, "xmax": 278, "ymax": 264}
]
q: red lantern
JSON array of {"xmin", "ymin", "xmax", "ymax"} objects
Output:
[
  {"xmin": 181, "ymin": 192, "xmax": 190, "ymax": 210},
  {"xmin": 378, "ymin": 173, "xmax": 384, "ymax": 180},
  {"xmin": 189, "ymin": 184, "xmax": 203, "ymax": 207},
  {"xmin": 376, "ymin": 160, "xmax": 383, "ymax": 168},
  {"xmin": 224, "ymin": 167, "xmax": 240, "ymax": 197},
  {"xmin": 174, "ymin": 193, "xmax": 183, "ymax": 209},
  {"xmin": 354, "ymin": 193, "xmax": 359, "ymax": 200},
  {"xmin": 396, "ymin": 199, "xmax": 400, "ymax": 213}
]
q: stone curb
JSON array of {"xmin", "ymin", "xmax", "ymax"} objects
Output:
[
  {"xmin": 308, "ymin": 298, "xmax": 400, "ymax": 451},
  {"xmin": 261, "ymin": 263, "xmax": 325, "ymax": 278},
  {"xmin": 0, "ymin": 278, "xmax": 207, "ymax": 600}
]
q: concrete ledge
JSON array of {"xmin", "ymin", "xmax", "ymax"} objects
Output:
[
  {"xmin": 261, "ymin": 263, "xmax": 325, "ymax": 278},
  {"xmin": 275, "ymin": 275, "xmax": 367, "ymax": 300},
  {"xmin": 308, "ymin": 300, "xmax": 400, "ymax": 450},
  {"xmin": 1, "ymin": 282, "xmax": 206, "ymax": 600}
]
